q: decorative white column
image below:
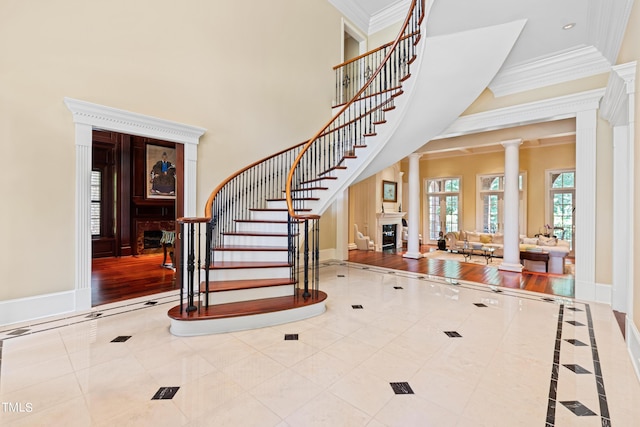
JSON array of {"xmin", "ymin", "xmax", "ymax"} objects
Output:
[
  {"xmin": 601, "ymin": 61, "xmax": 636, "ymax": 311},
  {"xmin": 499, "ymin": 139, "xmax": 523, "ymax": 272},
  {"xmin": 574, "ymin": 108, "xmax": 598, "ymax": 301},
  {"xmin": 74, "ymin": 123, "xmax": 93, "ymax": 310},
  {"xmin": 404, "ymin": 153, "xmax": 423, "ymax": 259}
]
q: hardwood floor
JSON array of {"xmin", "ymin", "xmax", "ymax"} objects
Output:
[
  {"xmin": 348, "ymin": 246, "xmax": 575, "ymax": 298},
  {"xmin": 91, "ymin": 246, "xmax": 574, "ymax": 307},
  {"xmin": 91, "ymin": 254, "xmax": 178, "ymax": 307}
]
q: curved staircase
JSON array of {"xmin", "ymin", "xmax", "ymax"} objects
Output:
[{"xmin": 168, "ymin": 0, "xmax": 526, "ymax": 336}]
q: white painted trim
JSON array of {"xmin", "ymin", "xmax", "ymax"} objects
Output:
[
  {"xmin": 594, "ymin": 283, "xmax": 612, "ymax": 305},
  {"xmin": 627, "ymin": 317, "xmax": 640, "ymax": 383},
  {"xmin": 434, "ymin": 89, "xmax": 605, "ymax": 303},
  {"xmin": 169, "ymin": 300, "xmax": 326, "ymax": 336},
  {"xmin": 489, "ymin": 46, "xmax": 611, "ymax": 97},
  {"xmin": 319, "ymin": 248, "xmax": 337, "ymax": 262},
  {"xmin": 64, "ymin": 98, "xmax": 206, "ymax": 314},
  {"xmin": 369, "ymin": 0, "xmax": 411, "ymax": 34},
  {"xmin": 0, "ymin": 291, "xmax": 77, "ymax": 326}
]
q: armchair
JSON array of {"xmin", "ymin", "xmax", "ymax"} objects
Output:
[{"xmin": 354, "ymin": 224, "xmax": 374, "ymax": 251}]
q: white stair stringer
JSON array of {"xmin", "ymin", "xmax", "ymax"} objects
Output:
[{"xmin": 304, "ymin": 19, "xmax": 528, "ymax": 217}]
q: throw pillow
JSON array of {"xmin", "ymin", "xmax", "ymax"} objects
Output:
[
  {"xmin": 467, "ymin": 232, "xmax": 480, "ymax": 243},
  {"xmin": 492, "ymin": 233, "xmax": 504, "ymax": 244},
  {"xmin": 480, "ymin": 234, "xmax": 492, "ymax": 244},
  {"xmin": 539, "ymin": 236, "xmax": 557, "ymax": 246},
  {"xmin": 522, "ymin": 237, "xmax": 538, "ymax": 245}
]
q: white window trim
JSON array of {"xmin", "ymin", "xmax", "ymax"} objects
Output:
[
  {"xmin": 476, "ymin": 172, "xmax": 527, "ymax": 234},
  {"xmin": 423, "ymin": 176, "xmax": 462, "ymax": 242}
]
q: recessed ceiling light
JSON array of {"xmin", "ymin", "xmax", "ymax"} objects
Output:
[{"xmin": 563, "ymin": 23, "xmax": 576, "ymax": 30}]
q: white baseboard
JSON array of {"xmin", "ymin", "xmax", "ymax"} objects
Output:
[
  {"xmin": 319, "ymin": 248, "xmax": 336, "ymax": 262},
  {"xmin": 594, "ymin": 282, "xmax": 612, "ymax": 305},
  {"xmin": 627, "ymin": 317, "xmax": 640, "ymax": 383},
  {"xmin": 0, "ymin": 290, "xmax": 77, "ymax": 327}
]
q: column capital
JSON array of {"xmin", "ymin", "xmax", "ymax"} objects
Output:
[
  {"xmin": 409, "ymin": 152, "xmax": 423, "ymax": 160},
  {"xmin": 500, "ymin": 138, "xmax": 523, "ymax": 149}
]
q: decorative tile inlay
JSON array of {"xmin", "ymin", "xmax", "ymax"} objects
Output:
[
  {"xmin": 111, "ymin": 336, "xmax": 132, "ymax": 343},
  {"xmin": 563, "ymin": 364, "xmax": 592, "ymax": 374},
  {"xmin": 362, "ymin": 267, "xmax": 369, "ymax": 270},
  {"xmin": 542, "ymin": 297, "xmax": 555, "ymax": 302},
  {"xmin": 491, "ymin": 288, "xmax": 503, "ymax": 293},
  {"xmin": 393, "ymin": 286, "xmax": 403, "ymax": 290},
  {"xmin": 144, "ymin": 301, "xmax": 158, "ymax": 306},
  {"xmin": 8, "ymin": 328, "xmax": 30, "ymax": 336},
  {"xmin": 560, "ymin": 401, "xmax": 597, "ymax": 416},
  {"xmin": 152, "ymin": 387, "xmax": 180, "ymax": 400},
  {"xmin": 444, "ymin": 331, "xmax": 462, "ymax": 338},
  {"xmin": 352, "ymin": 305, "xmax": 363, "ymax": 309},
  {"xmin": 566, "ymin": 320, "xmax": 585, "ymax": 326},
  {"xmin": 86, "ymin": 313, "xmax": 103, "ymax": 319},
  {"xmin": 567, "ymin": 307, "xmax": 583, "ymax": 312},
  {"xmin": 284, "ymin": 334, "xmax": 299, "ymax": 341},
  {"xmin": 564, "ymin": 339, "xmax": 588, "ymax": 347},
  {"xmin": 388, "ymin": 271, "xmax": 396, "ymax": 274},
  {"xmin": 474, "ymin": 303, "xmax": 488, "ymax": 308},
  {"xmin": 390, "ymin": 382, "xmax": 414, "ymax": 395},
  {"xmin": 337, "ymin": 275, "xmax": 345, "ymax": 278}
]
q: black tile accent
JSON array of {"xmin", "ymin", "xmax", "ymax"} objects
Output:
[
  {"xmin": 144, "ymin": 301, "xmax": 158, "ymax": 306},
  {"xmin": 337, "ymin": 275, "xmax": 345, "ymax": 278},
  {"xmin": 390, "ymin": 382, "xmax": 414, "ymax": 394},
  {"xmin": 585, "ymin": 304, "xmax": 611, "ymax": 423},
  {"xmin": 474, "ymin": 303, "xmax": 488, "ymax": 308},
  {"xmin": 567, "ymin": 307, "xmax": 583, "ymax": 312},
  {"xmin": 417, "ymin": 276, "xmax": 425, "ymax": 279},
  {"xmin": 545, "ymin": 304, "xmax": 564, "ymax": 425},
  {"xmin": 388, "ymin": 271, "xmax": 396, "ymax": 274},
  {"xmin": 444, "ymin": 331, "xmax": 462, "ymax": 338},
  {"xmin": 542, "ymin": 297, "xmax": 555, "ymax": 302},
  {"xmin": 362, "ymin": 267, "xmax": 369, "ymax": 270},
  {"xmin": 352, "ymin": 305, "xmax": 363, "ymax": 309},
  {"xmin": 560, "ymin": 401, "xmax": 597, "ymax": 416},
  {"xmin": 563, "ymin": 364, "xmax": 592, "ymax": 374},
  {"xmin": 8, "ymin": 328, "xmax": 30, "ymax": 336},
  {"xmin": 566, "ymin": 320, "xmax": 585, "ymax": 326},
  {"xmin": 152, "ymin": 387, "xmax": 180, "ymax": 400},
  {"xmin": 393, "ymin": 286, "xmax": 403, "ymax": 290},
  {"xmin": 86, "ymin": 313, "xmax": 103, "ymax": 319},
  {"xmin": 111, "ymin": 336, "xmax": 132, "ymax": 343},
  {"xmin": 284, "ymin": 334, "xmax": 299, "ymax": 341},
  {"xmin": 492, "ymin": 289, "xmax": 503, "ymax": 293},
  {"xmin": 564, "ymin": 339, "xmax": 588, "ymax": 347}
]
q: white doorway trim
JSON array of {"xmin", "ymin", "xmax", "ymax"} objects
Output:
[
  {"xmin": 64, "ymin": 98, "xmax": 206, "ymax": 311},
  {"xmin": 434, "ymin": 88, "xmax": 605, "ymax": 302}
]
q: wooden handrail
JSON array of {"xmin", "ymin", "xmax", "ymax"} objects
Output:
[
  {"xmin": 203, "ymin": 139, "xmax": 309, "ymax": 218},
  {"xmin": 332, "ymin": 30, "xmax": 421, "ymax": 70},
  {"xmin": 286, "ymin": 0, "xmax": 423, "ymax": 219}
]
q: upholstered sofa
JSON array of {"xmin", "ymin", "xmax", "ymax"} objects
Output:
[{"xmin": 444, "ymin": 230, "xmax": 570, "ymax": 274}]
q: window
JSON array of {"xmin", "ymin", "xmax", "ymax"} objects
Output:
[
  {"xmin": 548, "ymin": 170, "xmax": 575, "ymax": 251},
  {"xmin": 91, "ymin": 170, "xmax": 101, "ymax": 236},
  {"xmin": 426, "ymin": 178, "xmax": 460, "ymax": 241},
  {"xmin": 477, "ymin": 173, "xmax": 526, "ymax": 234}
]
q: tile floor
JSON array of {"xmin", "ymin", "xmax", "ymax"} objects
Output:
[{"xmin": 1, "ymin": 262, "xmax": 639, "ymax": 426}]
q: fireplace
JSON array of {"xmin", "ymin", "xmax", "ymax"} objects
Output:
[
  {"xmin": 375, "ymin": 212, "xmax": 405, "ymax": 252},
  {"xmin": 135, "ymin": 220, "xmax": 175, "ymax": 255},
  {"xmin": 382, "ymin": 224, "xmax": 396, "ymax": 250}
]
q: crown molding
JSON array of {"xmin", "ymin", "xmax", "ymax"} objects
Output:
[
  {"xmin": 488, "ymin": 46, "xmax": 612, "ymax": 97},
  {"xmin": 64, "ymin": 98, "xmax": 206, "ymax": 145},
  {"xmin": 327, "ymin": 0, "xmax": 370, "ymax": 33},
  {"xmin": 588, "ymin": 0, "xmax": 635, "ymax": 64},
  {"xmin": 434, "ymin": 88, "xmax": 606, "ymax": 139},
  {"xmin": 601, "ymin": 61, "xmax": 637, "ymax": 126},
  {"xmin": 369, "ymin": 0, "xmax": 411, "ymax": 34}
]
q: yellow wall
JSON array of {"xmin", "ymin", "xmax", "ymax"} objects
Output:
[{"xmin": 0, "ymin": 0, "xmax": 342, "ymax": 302}]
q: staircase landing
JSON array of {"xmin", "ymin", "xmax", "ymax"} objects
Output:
[{"xmin": 168, "ymin": 289, "xmax": 327, "ymax": 336}]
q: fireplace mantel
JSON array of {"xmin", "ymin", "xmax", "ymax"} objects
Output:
[{"xmin": 375, "ymin": 212, "xmax": 405, "ymax": 252}]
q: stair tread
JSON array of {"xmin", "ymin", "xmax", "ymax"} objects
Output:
[
  {"xmin": 168, "ymin": 289, "xmax": 327, "ymax": 321},
  {"xmin": 200, "ymin": 278, "xmax": 296, "ymax": 293},
  {"xmin": 223, "ymin": 231, "xmax": 289, "ymax": 237},
  {"xmin": 266, "ymin": 197, "xmax": 320, "ymax": 202},
  {"xmin": 210, "ymin": 261, "xmax": 291, "ymax": 269},
  {"xmin": 250, "ymin": 208, "xmax": 311, "ymax": 212},
  {"xmin": 235, "ymin": 219, "xmax": 299, "ymax": 224},
  {"xmin": 215, "ymin": 245, "xmax": 288, "ymax": 251}
]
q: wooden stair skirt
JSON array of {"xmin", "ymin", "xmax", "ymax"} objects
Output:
[{"xmin": 168, "ymin": 289, "xmax": 327, "ymax": 336}]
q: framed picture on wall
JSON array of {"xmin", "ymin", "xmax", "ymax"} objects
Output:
[
  {"xmin": 382, "ymin": 180, "xmax": 397, "ymax": 202},
  {"xmin": 146, "ymin": 144, "xmax": 177, "ymax": 199}
]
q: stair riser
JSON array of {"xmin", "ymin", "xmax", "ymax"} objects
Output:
[
  {"xmin": 266, "ymin": 200, "xmax": 296, "ymax": 210},
  {"xmin": 236, "ymin": 222, "xmax": 289, "ymax": 233},
  {"xmin": 224, "ymin": 235, "xmax": 288, "ymax": 247},
  {"xmin": 251, "ymin": 210, "xmax": 289, "ymax": 221},
  {"xmin": 202, "ymin": 284, "xmax": 294, "ymax": 305},
  {"xmin": 217, "ymin": 250, "xmax": 289, "ymax": 263},
  {"xmin": 209, "ymin": 267, "xmax": 291, "ymax": 281}
]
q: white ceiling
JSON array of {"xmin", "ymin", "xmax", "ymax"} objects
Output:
[{"xmin": 329, "ymin": 0, "xmax": 635, "ymax": 96}]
